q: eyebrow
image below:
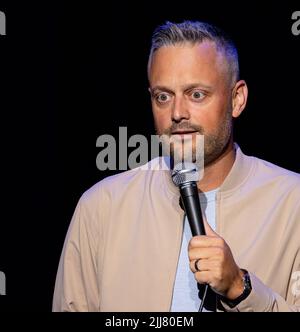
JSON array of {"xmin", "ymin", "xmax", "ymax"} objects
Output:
[{"xmin": 150, "ymin": 83, "xmax": 213, "ymax": 95}]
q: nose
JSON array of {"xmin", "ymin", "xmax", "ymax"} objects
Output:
[{"xmin": 171, "ymin": 96, "xmax": 190, "ymax": 123}]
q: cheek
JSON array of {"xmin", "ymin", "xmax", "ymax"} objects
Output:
[
  {"xmin": 189, "ymin": 97, "xmax": 230, "ymax": 130},
  {"xmin": 189, "ymin": 107, "xmax": 216, "ymax": 131},
  {"xmin": 152, "ymin": 109, "xmax": 171, "ymax": 132}
]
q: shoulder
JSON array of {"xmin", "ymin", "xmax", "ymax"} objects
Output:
[
  {"xmin": 254, "ymin": 156, "xmax": 300, "ymax": 185},
  {"xmin": 80, "ymin": 157, "xmax": 167, "ymax": 206},
  {"xmin": 251, "ymin": 155, "xmax": 300, "ymax": 200}
]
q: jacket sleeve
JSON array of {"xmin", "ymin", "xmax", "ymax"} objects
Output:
[
  {"xmin": 52, "ymin": 192, "xmax": 101, "ymax": 312},
  {"xmin": 221, "ymin": 267, "xmax": 300, "ymax": 312}
]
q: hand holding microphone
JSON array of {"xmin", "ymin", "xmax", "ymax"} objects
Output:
[{"xmin": 171, "ymin": 162, "xmax": 246, "ymax": 309}]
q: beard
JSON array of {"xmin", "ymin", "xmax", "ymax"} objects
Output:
[{"xmin": 155, "ymin": 109, "xmax": 233, "ymax": 168}]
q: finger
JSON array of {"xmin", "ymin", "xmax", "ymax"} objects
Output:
[
  {"xmin": 190, "ymin": 258, "xmax": 208, "ymax": 273},
  {"xmin": 190, "ymin": 258, "xmax": 222, "ymax": 273},
  {"xmin": 188, "ymin": 246, "xmax": 223, "ymax": 261},
  {"xmin": 188, "ymin": 235, "xmax": 225, "ymax": 250},
  {"xmin": 193, "ymin": 271, "xmax": 211, "ymax": 285},
  {"xmin": 202, "ymin": 216, "xmax": 218, "ymax": 236}
]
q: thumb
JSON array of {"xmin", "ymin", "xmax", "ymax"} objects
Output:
[{"xmin": 202, "ymin": 215, "xmax": 218, "ymax": 237}]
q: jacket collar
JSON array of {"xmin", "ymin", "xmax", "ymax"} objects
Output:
[
  {"xmin": 162, "ymin": 143, "xmax": 256, "ymax": 196},
  {"xmin": 218, "ymin": 143, "xmax": 255, "ymax": 194}
]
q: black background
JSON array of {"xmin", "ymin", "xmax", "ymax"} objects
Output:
[{"xmin": 0, "ymin": 0, "xmax": 299, "ymax": 312}]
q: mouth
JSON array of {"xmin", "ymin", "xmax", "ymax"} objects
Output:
[{"xmin": 171, "ymin": 130, "xmax": 198, "ymax": 136}]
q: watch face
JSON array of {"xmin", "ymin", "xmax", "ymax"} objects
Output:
[
  {"xmin": 233, "ymin": 270, "xmax": 252, "ymax": 303},
  {"xmin": 243, "ymin": 272, "xmax": 252, "ymax": 292}
]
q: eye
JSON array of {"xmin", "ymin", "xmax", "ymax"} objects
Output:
[
  {"xmin": 191, "ymin": 90, "xmax": 205, "ymax": 100},
  {"xmin": 156, "ymin": 93, "xmax": 171, "ymax": 104}
]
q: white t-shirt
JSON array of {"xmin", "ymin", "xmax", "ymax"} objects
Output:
[{"xmin": 170, "ymin": 188, "xmax": 219, "ymax": 312}]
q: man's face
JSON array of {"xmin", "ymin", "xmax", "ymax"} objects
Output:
[{"xmin": 148, "ymin": 41, "xmax": 234, "ymax": 166}]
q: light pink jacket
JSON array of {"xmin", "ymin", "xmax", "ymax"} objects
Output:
[{"xmin": 53, "ymin": 145, "xmax": 300, "ymax": 311}]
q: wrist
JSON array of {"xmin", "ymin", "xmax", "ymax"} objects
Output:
[
  {"xmin": 221, "ymin": 269, "xmax": 252, "ymax": 308},
  {"xmin": 226, "ymin": 269, "xmax": 245, "ymax": 300}
]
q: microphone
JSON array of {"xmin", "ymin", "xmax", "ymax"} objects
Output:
[
  {"xmin": 171, "ymin": 162, "xmax": 211, "ymax": 312},
  {"xmin": 171, "ymin": 162, "xmax": 210, "ymax": 312},
  {"xmin": 171, "ymin": 162, "xmax": 205, "ymax": 236}
]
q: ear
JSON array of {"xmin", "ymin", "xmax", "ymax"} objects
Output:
[{"xmin": 231, "ymin": 80, "xmax": 248, "ymax": 118}]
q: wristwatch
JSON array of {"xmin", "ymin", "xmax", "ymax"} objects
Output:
[{"xmin": 220, "ymin": 269, "xmax": 252, "ymax": 308}]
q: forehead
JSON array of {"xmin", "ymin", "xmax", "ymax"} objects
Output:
[{"xmin": 149, "ymin": 41, "xmax": 227, "ymax": 87}]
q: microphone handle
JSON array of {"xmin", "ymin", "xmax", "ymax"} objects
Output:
[{"xmin": 179, "ymin": 182, "xmax": 206, "ymax": 236}]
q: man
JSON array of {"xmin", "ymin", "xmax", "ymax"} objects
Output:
[{"xmin": 53, "ymin": 21, "xmax": 300, "ymax": 312}]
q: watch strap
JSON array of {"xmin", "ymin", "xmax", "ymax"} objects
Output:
[{"xmin": 220, "ymin": 269, "xmax": 252, "ymax": 308}]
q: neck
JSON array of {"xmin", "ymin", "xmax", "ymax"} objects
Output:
[{"xmin": 197, "ymin": 141, "xmax": 236, "ymax": 192}]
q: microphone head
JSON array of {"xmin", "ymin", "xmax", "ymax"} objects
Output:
[{"xmin": 171, "ymin": 162, "xmax": 200, "ymax": 187}]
